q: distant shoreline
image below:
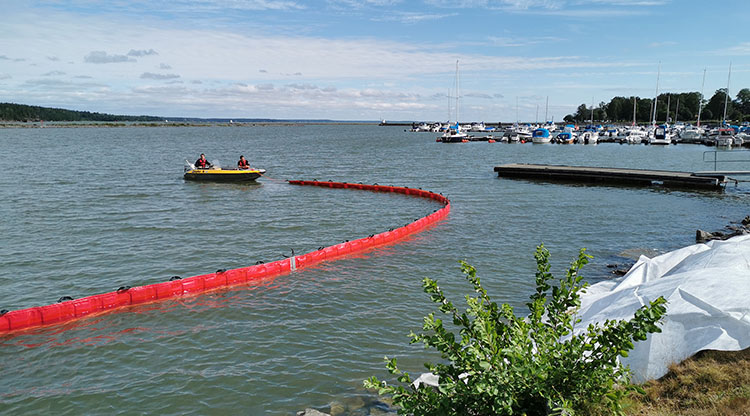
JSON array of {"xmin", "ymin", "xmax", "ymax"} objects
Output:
[{"xmin": 0, "ymin": 121, "xmax": 380, "ymax": 128}]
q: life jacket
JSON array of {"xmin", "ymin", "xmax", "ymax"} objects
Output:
[
  {"xmin": 195, "ymin": 158, "xmax": 208, "ymax": 168},
  {"xmin": 238, "ymin": 159, "xmax": 249, "ymax": 168}
]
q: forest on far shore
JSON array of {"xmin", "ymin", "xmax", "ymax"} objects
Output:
[
  {"xmin": 0, "ymin": 103, "xmax": 162, "ymax": 122},
  {"xmin": 564, "ymin": 88, "xmax": 750, "ymax": 125}
]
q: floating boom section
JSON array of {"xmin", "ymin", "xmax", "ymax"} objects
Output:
[{"xmin": 0, "ymin": 181, "xmax": 450, "ymax": 334}]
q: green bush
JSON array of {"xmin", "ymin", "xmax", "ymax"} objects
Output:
[{"xmin": 364, "ymin": 245, "xmax": 667, "ymax": 415}]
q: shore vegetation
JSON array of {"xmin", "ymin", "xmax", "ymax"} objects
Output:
[
  {"xmin": 365, "ymin": 245, "xmax": 667, "ymax": 415},
  {"xmin": 621, "ymin": 348, "xmax": 750, "ymax": 416}
]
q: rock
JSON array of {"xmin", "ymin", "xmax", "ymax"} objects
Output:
[
  {"xmin": 696, "ymin": 229, "xmax": 717, "ymax": 243},
  {"xmin": 697, "ymin": 216, "xmax": 750, "ymax": 244},
  {"xmin": 297, "ymin": 409, "xmax": 330, "ymax": 416},
  {"xmin": 369, "ymin": 407, "xmax": 397, "ymax": 415},
  {"xmin": 329, "ymin": 402, "xmax": 346, "ymax": 416},
  {"xmin": 368, "ymin": 399, "xmax": 398, "ymax": 415},
  {"xmin": 606, "ymin": 263, "xmax": 633, "ymax": 277},
  {"xmin": 379, "ymin": 396, "xmax": 395, "ymax": 408},
  {"xmin": 340, "ymin": 396, "xmax": 366, "ymax": 411}
]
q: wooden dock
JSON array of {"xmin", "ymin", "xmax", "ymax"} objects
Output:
[{"xmin": 494, "ymin": 164, "xmax": 727, "ymax": 189}]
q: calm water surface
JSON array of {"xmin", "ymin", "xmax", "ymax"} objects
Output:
[{"xmin": 1, "ymin": 125, "xmax": 748, "ymax": 415}]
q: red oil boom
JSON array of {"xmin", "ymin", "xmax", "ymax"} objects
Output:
[{"xmin": 0, "ymin": 181, "xmax": 450, "ymax": 334}]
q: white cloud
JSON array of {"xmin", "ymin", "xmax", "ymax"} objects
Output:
[
  {"xmin": 128, "ymin": 49, "xmax": 159, "ymax": 57},
  {"xmin": 424, "ymin": 0, "xmax": 563, "ymax": 9},
  {"xmin": 648, "ymin": 41, "xmax": 678, "ymax": 48},
  {"xmin": 84, "ymin": 51, "xmax": 136, "ymax": 64},
  {"xmin": 210, "ymin": 0, "xmax": 305, "ymax": 10},
  {"xmin": 465, "ymin": 92, "xmax": 495, "ymax": 99},
  {"xmin": 487, "ymin": 35, "xmax": 564, "ymax": 47},
  {"xmin": 373, "ymin": 12, "xmax": 455, "ymax": 23},
  {"xmin": 724, "ymin": 42, "xmax": 750, "ymax": 56},
  {"xmin": 140, "ymin": 72, "xmax": 181, "ymax": 80},
  {"xmin": 328, "ymin": 0, "xmax": 404, "ymax": 9},
  {"xmin": 585, "ymin": 0, "xmax": 668, "ymax": 5}
]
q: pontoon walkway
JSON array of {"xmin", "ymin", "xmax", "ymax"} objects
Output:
[{"xmin": 494, "ymin": 164, "xmax": 726, "ymax": 189}]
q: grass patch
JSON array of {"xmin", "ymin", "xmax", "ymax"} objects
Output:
[{"xmin": 623, "ymin": 348, "xmax": 750, "ymax": 415}]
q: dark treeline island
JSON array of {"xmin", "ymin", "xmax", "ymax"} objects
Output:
[
  {"xmin": 564, "ymin": 88, "xmax": 750, "ymax": 124},
  {"xmin": 0, "ymin": 102, "xmax": 341, "ymax": 124},
  {"xmin": 0, "ymin": 102, "xmax": 162, "ymax": 122}
]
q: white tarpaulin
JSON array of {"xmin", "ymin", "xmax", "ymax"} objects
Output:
[{"xmin": 576, "ymin": 234, "xmax": 750, "ymax": 382}]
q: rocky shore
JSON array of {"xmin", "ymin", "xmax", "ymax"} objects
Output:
[
  {"xmin": 696, "ymin": 215, "xmax": 750, "ymax": 243},
  {"xmin": 296, "ymin": 394, "xmax": 396, "ymax": 415}
]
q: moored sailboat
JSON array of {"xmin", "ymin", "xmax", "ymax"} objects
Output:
[{"xmin": 439, "ymin": 60, "xmax": 471, "ymax": 143}]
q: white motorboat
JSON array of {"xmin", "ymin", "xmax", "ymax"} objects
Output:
[
  {"xmin": 626, "ymin": 129, "xmax": 647, "ymax": 144},
  {"xmin": 579, "ymin": 129, "xmax": 598, "ymax": 144},
  {"xmin": 649, "ymin": 125, "xmax": 672, "ymax": 145},
  {"xmin": 679, "ymin": 126, "xmax": 705, "ymax": 143},
  {"xmin": 531, "ymin": 128, "xmax": 551, "ymax": 144},
  {"xmin": 709, "ymin": 128, "xmax": 735, "ymax": 147}
]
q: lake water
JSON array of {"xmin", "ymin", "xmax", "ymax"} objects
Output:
[{"xmin": 1, "ymin": 124, "xmax": 748, "ymax": 415}]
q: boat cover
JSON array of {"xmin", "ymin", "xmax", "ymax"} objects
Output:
[{"xmin": 575, "ymin": 234, "xmax": 750, "ymax": 382}]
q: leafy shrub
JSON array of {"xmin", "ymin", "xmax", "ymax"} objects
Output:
[{"xmin": 364, "ymin": 245, "xmax": 667, "ymax": 415}]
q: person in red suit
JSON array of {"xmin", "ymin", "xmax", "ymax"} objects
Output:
[
  {"xmin": 238, "ymin": 155, "xmax": 250, "ymax": 169},
  {"xmin": 195, "ymin": 153, "xmax": 212, "ymax": 168}
]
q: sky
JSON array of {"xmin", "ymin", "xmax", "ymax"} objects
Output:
[{"xmin": 1, "ymin": 0, "xmax": 749, "ymax": 122}]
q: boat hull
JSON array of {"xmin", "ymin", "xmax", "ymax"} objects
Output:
[
  {"xmin": 184, "ymin": 168, "xmax": 265, "ymax": 182},
  {"xmin": 440, "ymin": 134, "xmax": 470, "ymax": 143}
]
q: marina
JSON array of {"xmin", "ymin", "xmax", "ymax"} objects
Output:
[{"xmin": 399, "ymin": 121, "xmax": 750, "ymax": 148}]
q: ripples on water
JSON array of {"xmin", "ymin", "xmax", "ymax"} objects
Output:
[{"xmin": 1, "ymin": 125, "xmax": 748, "ymax": 414}]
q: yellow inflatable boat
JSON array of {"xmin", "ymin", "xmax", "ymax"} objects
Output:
[{"xmin": 184, "ymin": 167, "xmax": 266, "ymax": 182}]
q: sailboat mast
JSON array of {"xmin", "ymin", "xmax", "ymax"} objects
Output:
[
  {"xmin": 632, "ymin": 96, "xmax": 637, "ymax": 126},
  {"xmin": 545, "ymin": 96, "xmax": 549, "ymax": 123},
  {"xmin": 675, "ymin": 97, "xmax": 679, "ymax": 124},
  {"xmin": 448, "ymin": 88, "xmax": 452, "ymax": 124},
  {"xmin": 697, "ymin": 68, "xmax": 706, "ymax": 127},
  {"xmin": 666, "ymin": 94, "xmax": 670, "ymax": 124},
  {"xmin": 455, "ymin": 60, "xmax": 460, "ymax": 129},
  {"xmin": 652, "ymin": 63, "xmax": 661, "ymax": 126},
  {"xmin": 722, "ymin": 62, "xmax": 732, "ymax": 124}
]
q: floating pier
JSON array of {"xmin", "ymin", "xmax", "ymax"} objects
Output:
[{"xmin": 494, "ymin": 164, "xmax": 727, "ymax": 189}]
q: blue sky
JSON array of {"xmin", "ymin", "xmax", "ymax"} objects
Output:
[{"xmin": 1, "ymin": 0, "xmax": 748, "ymax": 121}]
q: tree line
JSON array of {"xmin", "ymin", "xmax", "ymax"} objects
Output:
[
  {"xmin": 0, "ymin": 102, "xmax": 162, "ymax": 122},
  {"xmin": 564, "ymin": 88, "xmax": 750, "ymax": 125}
]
